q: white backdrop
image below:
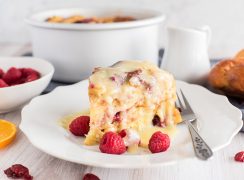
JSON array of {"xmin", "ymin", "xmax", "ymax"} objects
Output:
[{"xmin": 0, "ymin": 0, "xmax": 244, "ymax": 58}]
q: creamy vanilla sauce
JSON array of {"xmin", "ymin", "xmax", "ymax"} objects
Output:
[
  {"xmin": 139, "ymin": 125, "xmax": 177, "ymax": 148},
  {"xmin": 59, "ymin": 110, "xmax": 89, "ymax": 130},
  {"xmin": 59, "ymin": 109, "xmax": 177, "ymax": 151}
]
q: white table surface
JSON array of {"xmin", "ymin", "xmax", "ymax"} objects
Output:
[{"xmin": 0, "ymin": 44, "xmax": 243, "ymax": 180}]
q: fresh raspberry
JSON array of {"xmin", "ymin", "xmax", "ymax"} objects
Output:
[
  {"xmin": 25, "ymin": 73, "xmax": 40, "ymax": 82},
  {"xmin": 4, "ymin": 164, "xmax": 33, "ymax": 180},
  {"xmin": 0, "ymin": 68, "xmax": 4, "ymax": 78},
  {"xmin": 118, "ymin": 129, "xmax": 127, "ymax": 138},
  {"xmin": 152, "ymin": 115, "xmax": 161, "ymax": 126},
  {"xmin": 20, "ymin": 68, "xmax": 40, "ymax": 77},
  {"xmin": 20, "ymin": 68, "xmax": 40, "ymax": 83},
  {"xmin": 149, "ymin": 131, "xmax": 170, "ymax": 153},
  {"xmin": 112, "ymin": 112, "xmax": 121, "ymax": 123},
  {"xmin": 21, "ymin": 68, "xmax": 33, "ymax": 74},
  {"xmin": 0, "ymin": 79, "xmax": 9, "ymax": 88},
  {"xmin": 99, "ymin": 131, "xmax": 126, "ymax": 154},
  {"xmin": 69, "ymin": 116, "xmax": 90, "ymax": 136},
  {"xmin": 3, "ymin": 67, "xmax": 22, "ymax": 85},
  {"xmin": 234, "ymin": 151, "xmax": 244, "ymax": 162},
  {"xmin": 83, "ymin": 173, "xmax": 100, "ymax": 180}
]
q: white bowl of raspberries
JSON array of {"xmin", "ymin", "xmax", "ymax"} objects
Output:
[{"xmin": 0, "ymin": 57, "xmax": 54, "ymax": 113}]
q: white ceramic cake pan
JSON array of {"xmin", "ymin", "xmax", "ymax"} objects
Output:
[{"xmin": 26, "ymin": 8, "xmax": 165, "ymax": 82}]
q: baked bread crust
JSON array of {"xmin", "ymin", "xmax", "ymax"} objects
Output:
[
  {"xmin": 85, "ymin": 61, "xmax": 182, "ymax": 145},
  {"xmin": 208, "ymin": 58, "xmax": 244, "ymax": 97}
]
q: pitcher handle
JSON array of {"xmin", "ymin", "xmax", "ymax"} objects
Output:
[{"xmin": 201, "ymin": 25, "xmax": 212, "ymax": 46}]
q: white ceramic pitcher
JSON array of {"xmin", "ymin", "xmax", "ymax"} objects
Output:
[{"xmin": 161, "ymin": 26, "xmax": 211, "ymax": 84}]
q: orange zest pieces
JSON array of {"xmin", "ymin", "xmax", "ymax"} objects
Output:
[{"xmin": 0, "ymin": 119, "xmax": 17, "ymax": 149}]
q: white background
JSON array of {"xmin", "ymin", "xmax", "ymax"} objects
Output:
[{"xmin": 0, "ymin": 0, "xmax": 244, "ymax": 58}]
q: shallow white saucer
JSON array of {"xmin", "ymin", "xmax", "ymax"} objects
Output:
[{"xmin": 20, "ymin": 80, "xmax": 243, "ymax": 168}]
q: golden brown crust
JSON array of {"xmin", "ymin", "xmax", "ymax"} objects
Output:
[
  {"xmin": 208, "ymin": 58, "xmax": 244, "ymax": 97},
  {"xmin": 46, "ymin": 15, "xmax": 135, "ymax": 24},
  {"xmin": 235, "ymin": 49, "xmax": 244, "ymax": 59},
  {"xmin": 227, "ymin": 64, "xmax": 244, "ymax": 94}
]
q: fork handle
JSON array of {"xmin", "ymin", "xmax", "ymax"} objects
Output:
[{"xmin": 185, "ymin": 120, "xmax": 213, "ymax": 160}]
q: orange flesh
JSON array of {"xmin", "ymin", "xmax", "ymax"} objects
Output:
[{"xmin": 0, "ymin": 119, "xmax": 17, "ymax": 149}]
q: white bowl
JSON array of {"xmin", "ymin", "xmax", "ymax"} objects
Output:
[
  {"xmin": 0, "ymin": 57, "xmax": 54, "ymax": 113},
  {"xmin": 26, "ymin": 8, "xmax": 165, "ymax": 82}
]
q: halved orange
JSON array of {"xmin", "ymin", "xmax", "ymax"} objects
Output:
[{"xmin": 0, "ymin": 119, "xmax": 17, "ymax": 149}]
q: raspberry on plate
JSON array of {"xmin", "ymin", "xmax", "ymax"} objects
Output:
[
  {"xmin": 2, "ymin": 67, "xmax": 22, "ymax": 85},
  {"xmin": 83, "ymin": 173, "xmax": 100, "ymax": 180},
  {"xmin": 148, "ymin": 131, "xmax": 170, "ymax": 153},
  {"xmin": 112, "ymin": 112, "xmax": 121, "ymax": 123},
  {"xmin": 0, "ymin": 79, "xmax": 9, "ymax": 88},
  {"xmin": 4, "ymin": 164, "xmax": 33, "ymax": 180},
  {"xmin": 234, "ymin": 151, "xmax": 244, "ymax": 162},
  {"xmin": 99, "ymin": 131, "xmax": 126, "ymax": 154},
  {"xmin": 69, "ymin": 116, "xmax": 90, "ymax": 136},
  {"xmin": 118, "ymin": 129, "xmax": 127, "ymax": 138}
]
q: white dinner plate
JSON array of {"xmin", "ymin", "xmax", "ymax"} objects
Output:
[{"xmin": 20, "ymin": 80, "xmax": 243, "ymax": 168}]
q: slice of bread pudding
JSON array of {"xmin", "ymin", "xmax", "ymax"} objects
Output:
[{"xmin": 84, "ymin": 61, "xmax": 181, "ymax": 146}]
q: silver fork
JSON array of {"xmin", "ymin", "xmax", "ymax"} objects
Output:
[{"xmin": 177, "ymin": 90, "xmax": 213, "ymax": 160}]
